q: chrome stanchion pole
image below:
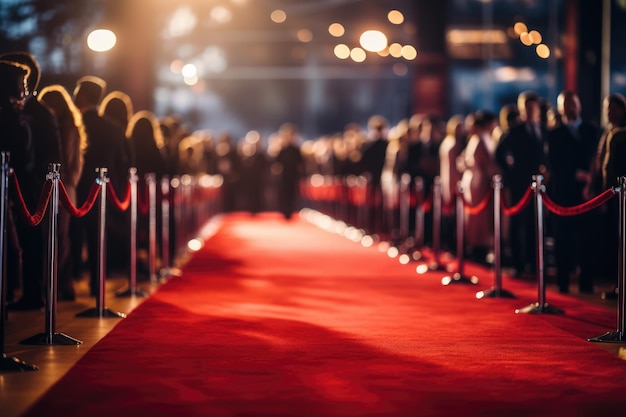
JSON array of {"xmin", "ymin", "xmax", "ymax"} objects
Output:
[
  {"xmin": 146, "ymin": 173, "xmax": 158, "ymax": 284},
  {"xmin": 427, "ymin": 177, "xmax": 448, "ymax": 271},
  {"xmin": 77, "ymin": 168, "xmax": 126, "ymax": 318},
  {"xmin": 589, "ymin": 177, "xmax": 626, "ymax": 342},
  {"xmin": 399, "ymin": 173, "xmax": 410, "ymax": 246},
  {"xmin": 516, "ymin": 175, "xmax": 563, "ymax": 314},
  {"xmin": 412, "ymin": 177, "xmax": 425, "ymax": 262},
  {"xmin": 21, "ymin": 164, "xmax": 82, "ymax": 345},
  {"xmin": 160, "ymin": 176, "xmax": 170, "ymax": 277},
  {"xmin": 1, "ymin": 153, "xmax": 39, "ymax": 368},
  {"xmin": 117, "ymin": 168, "xmax": 147, "ymax": 297},
  {"xmin": 477, "ymin": 175, "xmax": 515, "ymax": 299},
  {"xmin": 442, "ymin": 181, "xmax": 478, "ymax": 285}
]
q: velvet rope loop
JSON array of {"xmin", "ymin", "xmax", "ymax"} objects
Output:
[
  {"xmin": 463, "ymin": 190, "xmax": 492, "ymax": 215},
  {"xmin": 9, "ymin": 172, "xmax": 53, "ymax": 226},
  {"xmin": 501, "ymin": 185, "xmax": 533, "ymax": 216},
  {"xmin": 58, "ymin": 180, "xmax": 101, "ymax": 217},
  {"xmin": 541, "ymin": 188, "xmax": 616, "ymax": 216},
  {"xmin": 107, "ymin": 180, "xmax": 131, "ymax": 211}
]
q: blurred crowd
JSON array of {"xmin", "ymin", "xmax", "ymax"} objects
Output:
[{"xmin": 1, "ymin": 51, "xmax": 625, "ymax": 311}]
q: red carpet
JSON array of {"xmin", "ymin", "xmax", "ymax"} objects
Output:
[{"xmin": 22, "ymin": 212, "xmax": 626, "ymax": 416}]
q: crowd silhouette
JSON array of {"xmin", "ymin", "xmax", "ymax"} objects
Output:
[{"xmin": 1, "ymin": 50, "xmax": 625, "ymax": 312}]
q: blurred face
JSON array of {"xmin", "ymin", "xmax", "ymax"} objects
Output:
[
  {"xmin": 4, "ymin": 75, "xmax": 28, "ymax": 112},
  {"xmin": 525, "ymin": 100, "xmax": 541, "ymax": 124},
  {"xmin": 558, "ymin": 94, "xmax": 580, "ymax": 123},
  {"xmin": 607, "ymin": 100, "xmax": 626, "ymax": 126}
]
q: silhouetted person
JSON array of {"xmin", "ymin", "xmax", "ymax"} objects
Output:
[
  {"xmin": 359, "ymin": 115, "xmax": 389, "ymax": 234},
  {"xmin": 38, "ymin": 84, "xmax": 87, "ymax": 301},
  {"xmin": 0, "ymin": 60, "xmax": 32, "ymax": 307},
  {"xmin": 274, "ymin": 123, "xmax": 304, "ymax": 220},
  {"xmin": 238, "ymin": 130, "xmax": 267, "ymax": 214},
  {"xmin": 2, "ymin": 52, "xmax": 62, "ymax": 310},
  {"xmin": 495, "ymin": 91, "xmax": 549, "ymax": 276},
  {"xmin": 73, "ymin": 75, "xmax": 129, "ymax": 296}
]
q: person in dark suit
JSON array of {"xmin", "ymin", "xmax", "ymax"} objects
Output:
[
  {"xmin": 73, "ymin": 75, "xmax": 129, "ymax": 296},
  {"xmin": 0, "ymin": 60, "xmax": 33, "ymax": 307},
  {"xmin": 1, "ymin": 52, "xmax": 62, "ymax": 310},
  {"xmin": 495, "ymin": 91, "xmax": 549, "ymax": 276},
  {"xmin": 359, "ymin": 115, "xmax": 389, "ymax": 235},
  {"xmin": 547, "ymin": 91, "xmax": 599, "ymax": 293},
  {"xmin": 274, "ymin": 123, "xmax": 305, "ymax": 220}
]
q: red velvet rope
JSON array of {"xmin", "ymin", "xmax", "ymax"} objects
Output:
[
  {"xmin": 9, "ymin": 173, "xmax": 52, "ymax": 226},
  {"xmin": 501, "ymin": 186, "xmax": 533, "ymax": 216},
  {"xmin": 59, "ymin": 180, "xmax": 101, "ymax": 217},
  {"xmin": 463, "ymin": 190, "xmax": 492, "ymax": 215},
  {"xmin": 137, "ymin": 181, "xmax": 150, "ymax": 215},
  {"xmin": 541, "ymin": 188, "xmax": 616, "ymax": 216},
  {"xmin": 107, "ymin": 180, "xmax": 131, "ymax": 211}
]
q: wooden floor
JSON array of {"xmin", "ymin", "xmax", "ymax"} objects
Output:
[
  {"xmin": 1, "ymin": 272, "xmax": 166, "ymax": 417},
  {"xmin": 1, "ymin": 247, "xmax": 623, "ymax": 417}
]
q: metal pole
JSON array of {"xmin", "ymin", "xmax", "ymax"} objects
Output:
[
  {"xmin": 76, "ymin": 168, "xmax": 125, "ymax": 318},
  {"xmin": 21, "ymin": 164, "xmax": 82, "ymax": 345},
  {"xmin": 146, "ymin": 173, "xmax": 157, "ymax": 284},
  {"xmin": 399, "ymin": 173, "xmax": 410, "ymax": 244},
  {"xmin": 442, "ymin": 181, "xmax": 478, "ymax": 285},
  {"xmin": 476, "ymin": 175, "xmax": 515, "ymax": 299},
  {"xmin": 1, "ymin": 152, "xmax": 39, "ymax": 368},
  {"xmin": 161, "ymin": 176, "xmax": 170, "ymax": 272},
  {"xmin": 516, "ymin": 175, "xmax": 563, "ymax": 314},
  {"xmin": 589, "ymin": 177, "xmax": 626, "ymax": 342}
]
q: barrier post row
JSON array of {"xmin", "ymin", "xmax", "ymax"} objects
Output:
[
  {"xmin": 427, "ymin": 176, "xmax": 448, "ymax": 272},
  {"xmin": 21, "ymin": 164, "xmax": 83, "ymax": 345},
  {"xmin": 476, "ymin": 174, "xmax": 515, "ymax": 299},
  {"xmin": 399, "ymin": 173, "xmax": 410, "ymax": 245},
  {"xmin": 146, "ymin": 173, "xmax": 158, "ymax": 284},
  {"xmin": 516, "ymin": 175, "xmax": 563, "ymax": 314},
  {"xmin": 160, "ymin": 176, "xmax": 171, "ymax": 275},
  {"xmin": 117, "ymin": 168, "xmax": 148, "ymax": 298},
  {"xmin": 77, "ymin": 168, "xmax": 126, "ymax": 318},
  {"xmin": 1, "ymin": 152, "xmax": 38, "ymax": 370},
  {"xmin": 442, "ymin": 181, "xmax": 479, "ymax": 285},
  {"xmin": 589, "ymin": 176, "xmax": 626, "ymax": 342},
  {"xmin": 411, "ymin": 177, "xmax": 426, "ymax": 262}
]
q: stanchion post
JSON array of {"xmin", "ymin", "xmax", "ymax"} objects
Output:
[
  {"xmin": 76, "ymin": 168, "xmax": 126, "ymax": 319},
  {"xmin": 399, "ymin": 173, "xmax": 410, "ymax": 244},
  {"xmin": 160, "ymin": 176, "xmax": 171, "ymax": 275},
  {"xmin": 21, "ymin": 164, "xmax": 83, "ymax": 345},
  {"xmin": 116, "ymin": 168, "xmax": 147, "ymax": 298},
  {"xmin": 515, "ymin": 175, "xmax": 563, "ymax": 314},
  {"xmin": 442, "ymin": 181, "xmax": 478, "ymax": 285},
  {"xmin": 477, "ymin": 175, "xmax": 515, "ymax": 299},
  {"xmin": 1, "ymin": 152, "xmax": 39, "ymax": 368},
  {"xmin": 146, "ymin": 173, "xmax": 158, "ymax": 284},
  {"xmin": 589, "ymin": 176, "xmax": 626, "ymax": 342}
]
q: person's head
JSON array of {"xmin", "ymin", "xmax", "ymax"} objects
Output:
[
  {"xmin": 367, "ymin": 114, "xmax": 388, "ymax": 134},
  {"xmin": 604, "ymin": 93, "xmax": 626, "ymax": 128},
  {"xmin": 556, "ymin": 91, "xmax": 581, "ymax": 123},
  {"xmin": 473, "ymin": 110, "xmax": 497, "ymax": 135},
  {"xmin": 446, "ymin": 114, "xmax": 465, "ymax": 141},
  {"xmin": 127, "ymin": 110, "xmax": 164, "ymax": 148},
  {"xmin": 0, "ymin": 51, "xmax": 40, "ymax": 95},
  {"xmin": 100, "ymin": 90, "xmax": 134, "ymax": 131},
  {"xmin": 38, "ymin": 84, "xmax": 73, "ymax": 120},
  {"xmin": 0, "ymin": 60, "xmax": 30, "ymax": 112},
  {"xmin": 73, "ymin": 75, "xmax": 106, "ymax": 110},
  {"xmin": 517, "ymin": 91, "xmax": 541, "ymax": 124},
  {"xmin": 499, "ymin": 103, "xmax": 520, "ymax": 132}
]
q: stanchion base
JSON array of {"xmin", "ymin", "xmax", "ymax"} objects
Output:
[
  {"xmin": 515, "ymin": 302, "xmax": 564, "ymax": 315},
  {"xmin": 588, "ymin": 331, "xmax": 626, "ymax": 343},
  {"xmin": 19, "ymin": 332, "xmax": 83, "ymax": 345},
  {"xmin": 476, "ymin": 287, "xmax": 516, "ymax": 299},
  {"xmin": 76, "ymin": 307, "xmax": 127, "ymax": 319},
  {"xmin": 442, "ymin": 272, "xmax": 479, "ymax": 285},
  {"xmin": 1, "ymin": 353, "xmax": 38, "ymax": 371},
  {"xmin": 116, "ymin": 287, "xmax": 149, "ymax": 298}
]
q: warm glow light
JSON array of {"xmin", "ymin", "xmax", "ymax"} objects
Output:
[
  {"xmin": 359, "ymin": 30, "xmax": 387, "ymax": 52},
  {"xmin": 536, "ymin": 43, "xmax": 550, "ymax": 58},
  {"xmin": 297, "ymin": 29, "xmax": 313, "ymax": 43},
  {"xmin": 87, "ymin": 29, "xmax": 116, "ymax": 52},
  {"xmin": 399, "ymin": 254, "xmax": 410, "ymax": 265},
  {"xmin": 170, "ymin": 59, "xmax": 184, "ymax": 74},
  {"xmin": 181, "ymin": 63, "xmax": 197, "ymax": 78},
  {"xmin": 528, "ymin": 30, "xmax": 542, "ymax": 44},
  {"xmin": 334, "ymin": 44, "xmax": 350, "ymax": 59},
  {"xmin": 388, "ymin": 10, "xmax": 404, "ymax": 25},
  {"xmin": 513, "ymin": 22, "xmax": 528, "ymax": 36},
  {"xmin": 270, "ymin": 9, "xmax": 287, "ymax": 23},
  {"xmin": 520, "ymin": 32, "xmax": 533, "ymax": 46},
  {"xmin": 389, "ymin": 43, "xmax": 403, "ymax": 58},
  {"xmin": 350, "ymin": 47, "xmax": 367, "ymax": 62},
  {"xmin": 210, "ymin": 6, "xmax": 232, "ymax": 23},
  {"xmin": 184, "ymin": 76, "xmax": 199, "ymax": 86},
  {"xmin": 377, "ymin": 47, "xmax": 390, "ymax": 57},
  {"xmin": 387, "ymin": 247, "xmax": 399, "ymax": 258},
  {"xmin": 328, "ymin": 23, "xmax": 345, "ymax": 37},
  {"xmin": 401, "ymin": 45, "xmax": 418, "ymax": 60},
  {"xmin": 187, "ymin": 239, "xmax": 203, "ymax": 252},
  {"xmin": 416, "ymin": 264, "xmax": 429, "ymax": 274}
]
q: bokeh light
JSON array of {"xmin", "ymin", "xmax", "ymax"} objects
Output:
[
  {"xmin": 297, "ymin": 29, "xmax": 313, "ymax": 43},
  {"xmin": 401, "ymin": 44, "xmax": 417, "ymax": 60},
  {"xmin": 328, "ymin": 23, "xmax": 345, "ymax": 37},
  {"xmin": 350, "ymin": 47, "xmax": 366, "ymax": 62},
  {"xmin": 513, "ymin": 22, "xmax": 528, "ymax": 36},
  {"xmin": 536, "ymin": 43, "xmax": 551, "ymax": 58},
  {"xmin": 270, "ymin": 9, "xmax": 286, "ymax": 23},
  {"xmin": 87, "ymin": 29, "xmax": 116, "ymax": 52},
  {"xmin": 359, "ymin": 30, "xmax": 387, "ymax": 52},
  {"xmin": 334, "ymin": 43, "xmax": 350, "ymax": 59},
  {"xmin": 389, "ymin": 42, "xmax": 403, "ymax": 58},
  {"xmin": 388, "ymin": 10, "xmax": 404, "ymax": 25}
]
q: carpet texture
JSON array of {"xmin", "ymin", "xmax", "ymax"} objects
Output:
[{"xmin": 21, "ymin": 212, "xmax": 626, "ymax": 417}]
